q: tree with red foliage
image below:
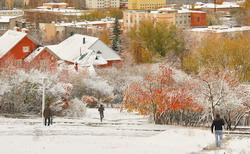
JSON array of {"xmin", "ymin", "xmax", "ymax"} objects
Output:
[{"xmin": 123, "ymin": 64, "xmax": 203, "ymax": 124}]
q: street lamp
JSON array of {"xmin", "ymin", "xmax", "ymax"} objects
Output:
[{"xmin": 42, "ymin": 77, "xmax": 47, "ymax": 124}]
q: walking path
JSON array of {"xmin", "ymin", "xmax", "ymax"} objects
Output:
[{"xmin": 0, "ymin": 108, "xmax": 249, "ymax": 154}]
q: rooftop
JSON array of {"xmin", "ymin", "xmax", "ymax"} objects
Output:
[
  {"xmin": 190, "ymin": 26, "xmax": 250, "ymax": 33},
  {"xmin": 0, "ymin": 30, "xmax": 27, "ymax": 58},
  {"xmin": 0, "ymin": 15, "xmax": 23, "ymax": 22}
]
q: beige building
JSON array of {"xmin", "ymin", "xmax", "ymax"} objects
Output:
[
  {"xmin": 128, "ymin": 0, "xmax": 166, "ymax": 10},
  {"xmin": 123, "ymin": 9, "xmax": 192, "ymax": 32},
  {"xmin": 86, "ymin": 0, "xmax": 120, "ymax": 9},
  {"xmin": 39, "ymin": 18, "xmax": 123, "ymax": 43},
  {"xmin": 0, "ymin": 10, "xmax": 24, "ymax": 16},
  {"xmin": 0, "ymin": 15, "xmax": 25, "ymax": 35}
]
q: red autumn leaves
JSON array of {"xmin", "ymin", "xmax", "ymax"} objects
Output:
[{"xmin": 123, "ymin": 64, "xmax": 202, "ymax": 119}]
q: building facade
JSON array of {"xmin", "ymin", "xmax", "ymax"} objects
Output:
[
  {"xmin": 0, "ymin": 10, "xmax": 24, "ymax": 16},
  {"xmin": 120, "ymin": 0, "xmax": 128, "ymax": 9},
  {"xmin": 123, "ymin": 9, "xmax": 206, "ymax": 32},
  {"xmin": 0, "ymin": 16, "xmax": 26, "ymax": 35},
  {"xmin": 128, "ymin": 0, "xmax": 166, "ymax": 10},
  {"xmin": 0, "ymin": 30, "xmax": 39, "ymax": 69},
  {"xmin": 86, "ymin": 0, "xmax": 120, "ymax": 9}
]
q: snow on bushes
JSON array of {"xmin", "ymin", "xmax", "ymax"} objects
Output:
[
  {"xmin": 0, "ymin": 69, "xmax": 71, "ymax": 114},
  {"xmin": 61, "ymin": 98, "xmax": 86, "ymax": 117},
  {"xmin": 123, "ymin": 64, "xmax": 203, "ymax": 125}
]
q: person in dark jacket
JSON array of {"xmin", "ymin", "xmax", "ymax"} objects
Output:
[
  {"xmin": 43, "ymin": 105, "xmax": 52, "ymax": 126},
  {"xmin": 211, "ymin": 114, "xmax": 225, "ymax": 147},
  {"xmin": 98, "ymin": 104, "xmax": 105, "ymax": 122}
]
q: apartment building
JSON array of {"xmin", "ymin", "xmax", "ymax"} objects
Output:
[
  {"xmin": 86, "ymin": 0, "xmax": 120, "ymax": 9},
  {"xmin": 123, "ymin": 8, "xmax": 206, "ymax": 32},
  {"xmin": 120, "ymin": 0, "xmax": 128, "ymax": 9},
  {"xmin": 128, "ymin": 0, "xmax": 166, "ymax": 10}
]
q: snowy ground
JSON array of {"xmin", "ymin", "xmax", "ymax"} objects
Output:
[{"xmin": 0, "ymin": 108, "xmax": 249, "ymax": 154}]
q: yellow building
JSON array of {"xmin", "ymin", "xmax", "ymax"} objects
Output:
[
  {"xmin": 123, "ymin": 9, "xmax": 191, "ymax": 32},
  {"xmin": 128, "ymin": 0, "xmax": 166, "ymax": 10}
]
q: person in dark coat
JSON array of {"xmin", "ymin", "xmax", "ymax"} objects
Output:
[
  {"xmin": 211, "ymin": 114, "xmax": 225, "ymax": 147},
  {"xmin": 43, "ymin": 105, "xmax": 52, "ymax": 126},
  {"xmin": 98, "ymin": 104, "xmax": 105, "ymax": 122}
]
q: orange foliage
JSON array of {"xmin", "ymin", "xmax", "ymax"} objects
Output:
[
  {"xmin": 123, "ymin": 64, "xmax": 203, "ymax": 121},
  {"xmin": 81, "ymin": 95, "xmax": 98, "ymax": 104}
]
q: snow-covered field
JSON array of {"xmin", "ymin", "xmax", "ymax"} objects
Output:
[{"xmin": 0, "ymin": 108, "xmax": 249, "ymax": 154}]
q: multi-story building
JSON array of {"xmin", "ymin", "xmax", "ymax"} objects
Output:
[
  {"xmin": 0, "ymin": 10, "xmax": 24, "ymax": 16},
  {"xmin": 128, "ymin": 0, "xmax": 166, "ymax": 10},
  {"xmin": 0, "ymin": 15, "xmax": 26, "ymax": 35},
  {"xmin": 24, "ymin": 7, "xmax": 87, "ymax": 29},
  {"xmin": 123, "ymin": 8, "xmax": 206, "ymax": 32},
  {"xmin": 86, "ymin": 0, "xmax": 120, "ymax": 10},
  {"xmin": 39, "ymin": 18, "xmax": 123, "ymax": 44},
  {"xmin": 120, "ymin": 0, "xmax": 128, "ymax": 9}
]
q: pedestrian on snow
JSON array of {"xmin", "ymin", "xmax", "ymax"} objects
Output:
[
  {"xmin": 98, "ymin": 104, "xmax": 105, "ymax": 122},
  {"xmin": 43, "ymin": 105, "xmax": 52, "ymax": 126},
  {"xmin": 211, "ymin": 114, "xmax": 225, "ymax": 147}
]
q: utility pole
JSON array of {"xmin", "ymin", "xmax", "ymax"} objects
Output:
[
  {"xmin": 214, "ymin": 0, "xmax": 216, "ymax": 13},
  {"xmin": 42, "ymin": 77, "xmax": 46, "ymax": 124}
]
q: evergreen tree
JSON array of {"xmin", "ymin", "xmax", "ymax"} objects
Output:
[{"xmin": 112, "ymin": 18, "xmax": 121, "ymax": 53}]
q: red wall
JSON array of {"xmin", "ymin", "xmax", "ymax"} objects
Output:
[
  {"xmin": 0, "ymin": 36, "xmax": 38, "ymax": 69},
  {"xmin": 96, "ymin": 60, "xmax": 123, "ymax": 68},
  {"xmin": 190, "ymin": 13, "xmax": 206, "ymax": 27},
  {"xmin": 27, "ymin": 49, "xmax": 59, "ymax": 71}
]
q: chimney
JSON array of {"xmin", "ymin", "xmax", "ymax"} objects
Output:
[
  {"xmin": 21, "ymin": 28, "xmax": 29, "ymax": 33},
  {"xmin": 13, "ymin": 26, "xmax": 21, "ymax": 32},
  {"xmin": 83, "ymin": 37, "xmax": 85, "ymax": 44}
]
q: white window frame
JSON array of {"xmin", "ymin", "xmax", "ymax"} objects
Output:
[{"xmin": 23, "ymin": 46, "xmax": 30, "ymax": 53}]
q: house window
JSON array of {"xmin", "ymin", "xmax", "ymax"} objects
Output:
[
  {"xmin": 23, "ymin": 46, "xmax": 30, "ymax": 53},
  {"xmin": 40, "ymin": 60, "xmax": 48, "ymax": 67},
  {"xmin": 16, "ymin": 59, "xmax": 22, "ymax": 66}
]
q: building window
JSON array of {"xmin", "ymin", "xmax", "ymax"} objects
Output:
[
  {"xmin": 40, "ymin": 60, "xmax": 48, "ymax": 67},
  {"xmin": 23, "ymin": 46, "xmax": 30, "ymax": 53},
  {"xmin": 16, "ymin": 59, "xmax": 22, "ymax": 66},
  {"xmin": 0, "ymin": 26, "xmax": 7, "ymax": 30},
  {"xmin": 198, "ymin": 16, "xmax": 200, "ymax": 22}
]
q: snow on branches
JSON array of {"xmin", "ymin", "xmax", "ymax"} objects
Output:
[{"xmin": 123, "ymin": 64, "xmax": 203, "ymax": 125}]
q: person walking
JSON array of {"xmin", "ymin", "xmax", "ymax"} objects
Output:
[
  {"xmin": 211, "ymin": 114, "xmax": 225, "ymax": 147},
  {"xmin": 43, "ymin": 105, "xmax": 52, "ymax": 126},
  {"xmin": 98, "ymin": 104, "xmax": 105, "ymax": 122}
]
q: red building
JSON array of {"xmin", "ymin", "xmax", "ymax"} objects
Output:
[
  {"xmin": 0, "ymin": 30, "xmax": 122, "ymax": 72},
  {"xmin": 190, "ymin": 12, "xmax": 207, "ymax": 27},
  {"xmin": 0, "ymin": 29, "xmax": 39, "ymax": 70},
  {"xmin": 24, "ymin": 47, "xmax": 61, "ymax": 71},
  {"xmin": 24, "ymin": 34, "xmax": 122, "ymax": 71}
]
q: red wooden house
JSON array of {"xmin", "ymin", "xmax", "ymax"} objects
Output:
[
  {"xmin": 25, "ymin": 34, "xmax": 122, "ymax": 71},
  {"xmin": 24, "ymin": 47, "xmax": 61, "ymax": 71},
  {"xmin": 0, "ymin": 29, "xmax": 39, "ymax": 70}
]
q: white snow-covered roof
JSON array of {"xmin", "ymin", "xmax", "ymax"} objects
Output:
[
  {"xmin": 0, "ymin": 15, "xmax": 22, "ymax": 23},
  {"xmin": 55, "ymin": 18, "xmax": 121, "ymax": 27},
  {"xmin": 0, "ymin": 30, "xmax": 27, "ymax": 58},
  {"xmin": 158, "ymin": 8, "xmax": 177, "ymax": 11},
  {"xmin": 190, "ymin": 26, "xmax": 250, "ymax": 33},
  {"xmin": 47, "ymin": 34, "xmax": 99, "ymax": 62},
  {"xmin": 43, "ymin": 2, "xmax": 68, "ymax": 5},
  {"xmin": 76, "ymin": 50, "xmax": 107, "ymax": 66},
  {"xmin": 178, "ymin": 9, "xmax": 205, "ymax": 14},
  {"xmin": 24, "ymin": 47, "xmax": 46, "ymax": 62},
  {"xmin": 47, "ymin": 34, "xmax": 121, "ymax": 66},
  {"xmin": 183, "ymin": 2, "xmax": 240, "ymax": 9},
  {"xmin": 30, "ymin": 8, "xmax": 84, "ymax": 13}
]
